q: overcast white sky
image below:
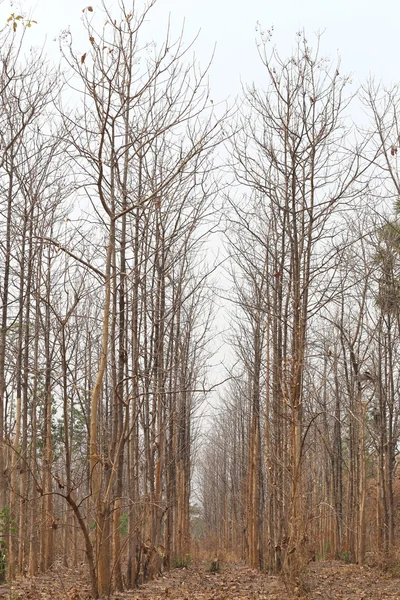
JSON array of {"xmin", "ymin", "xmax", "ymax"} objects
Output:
[{"xmin": 2, "ymin": 0, "xmax": 400, "ymax": 103}]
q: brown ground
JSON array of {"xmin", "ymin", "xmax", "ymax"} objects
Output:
[{"xmin": 1, "ymin": 559, "xmax": 400, "ymax": 599}]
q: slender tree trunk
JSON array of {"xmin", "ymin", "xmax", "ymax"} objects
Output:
[{"xmin": 90, "ymin": 230, "xmax": 114, "ymax": 599}]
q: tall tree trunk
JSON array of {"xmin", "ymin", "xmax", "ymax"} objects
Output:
[{"xmin": 90, "ymin": 229, "xmax": 114, "ymax": 599}]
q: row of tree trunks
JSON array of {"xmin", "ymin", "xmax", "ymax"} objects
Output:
[
  {"xmin": 0, "ymin": 4, "xmax": 222, "ymax": 597},
  {"xmin": 201, "ymin": 33, "xmax": 400, "ymax": 579}
]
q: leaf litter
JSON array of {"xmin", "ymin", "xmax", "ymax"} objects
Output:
[{"xmin": 1, "ymin": 559, "xmax": 399, "ymax": 599}]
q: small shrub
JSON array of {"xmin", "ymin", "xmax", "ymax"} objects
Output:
[
  {"xmin": 0, "ymin": 507, "xmax": 17, "ymax": 583},
  {"xmin": 381, "ymin": 551, "xmax": 400, "ymax": 578},
  {"xmin": 340, "ymin": 549, "xmax": 351, "ymax": 564},
  {"xmin": 386, "ymin": 561, "xmax": 400, "ymax": 578},
  {"xmin": 208, "ymin": 557, "xmax": 221, "ymax": 573},
  {"xmin": 173, "ymin": 554, "xmax": 191, "ymax": 568}
]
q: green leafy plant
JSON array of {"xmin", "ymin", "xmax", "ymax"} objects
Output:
[
  {"xmin": 0, "ymin": 507, "xmax": 17, "ymax": 583},
  {"xmin": 340, "ymin": 549, "xmax": 351, "ymax": 564},
  {"xmin": 120, "ymin": 513, "xmax": 128, "ymax": 537},
  {"xmin": 173, "ymin": 554, "xmax": 192, "ymax": 568},
  {"xmin": 6, "ymin": 13, "xmax": 37, "ymax": 31}
]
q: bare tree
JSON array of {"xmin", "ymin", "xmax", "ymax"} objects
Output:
[{"xmin": 222, "ymin": 31, "xmax": 368, "ymax": 583}]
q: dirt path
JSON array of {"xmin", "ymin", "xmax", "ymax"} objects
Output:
[
  {"xmin": 2, "ymin": 559, "xmax": 400, "ymax": 599},
  {"xmin": 128, "ymin": 561, "xmax": 400, "ymax": 600},
  {"xmin": 129, "ymin": 562, "xmax": 285, "ymax": 600}
]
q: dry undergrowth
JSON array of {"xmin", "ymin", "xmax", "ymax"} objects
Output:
[{"xmin": 0, "ymin": 558, "xmax": 400, "ymax": 599}]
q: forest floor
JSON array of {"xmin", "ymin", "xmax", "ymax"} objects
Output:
[{"xmin": 2, "ymin": 558, "xmax": 400, "ymax": 599}]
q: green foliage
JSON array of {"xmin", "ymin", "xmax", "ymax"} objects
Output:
[
  {"xmin": 386, "ymin": 561, "xmax": 400, "ymax": 578},
  {"xmin": 120, "ymin": 513, "xmax": 128, "ymax": 537},
  {"xmin": 7, "ymin": 13, "xmax": 37, "ymax": 31},
  {"xmin": 0, "ymin": 508, "xmax": 16, "ymax": 536},
  {"xmin": 379, "ymin": 551, "xmax": 400, "ymax": 578},
  {"xmin": 173, "ymin": 554, "xmax": 192, "ymax": 568},
  {"xmin": 0, "ymin": 542, "xmax": 6, "ymax": 584},
  {"xmin": 0, "ymin": 507, "xmax": 17, "ymax": 582},
  {"xmin": 340, "ymin": 549, "xmax": 351, "ymax": 564},
  {"xmin": 375, "ymin": 221, "xmax": 400, "ymax": 315},
  {"xmin": 55, "ymin": 407, "xmax": 87, "ymax": 454},
  {"xmin": 207, "ymin": 557, "xmax": 221, "ymax": 573},
  {"xmin": 325, "ymin": 540, "xmax": 331, "ymax": 555},
  {"xmin": 316, "ymin": 540, "xmax": 330, "ymax": 560},
  {"xmin": 318, "ymin": 540, "xmax": 331, "ymax": 559}
]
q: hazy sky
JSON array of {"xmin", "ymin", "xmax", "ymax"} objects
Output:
[{"xmin": 2, "ymin": 0, "xmax": 400, "ymax": 103}]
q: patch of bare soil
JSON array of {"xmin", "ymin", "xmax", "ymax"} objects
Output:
[{"xmin": 1, "ymin": 559, "xmax": 399, "ymax": 600}]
